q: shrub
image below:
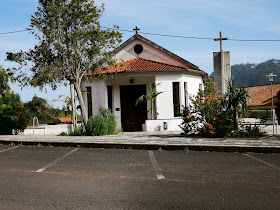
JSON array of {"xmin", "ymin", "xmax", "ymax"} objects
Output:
[
  {"xmin": 69, "ymin": 127, "xmax": 85, "ymax": 136},
  {"xmin": 181, "ymin": 78, "xmax": 249, "ymax": 138},
  {"xmin": 239, "ymin": 125, "xmax": 266, "ymax": 138},
  {"xmin": 0, "ymin": 92, "xmax": 31, "ymax": 135},
  {"xmin": 85, "ymin": 107, "xmax": 117, "ymax": 136},
  {"xmin": 58, "ymin": 132, "xmax": 68, "ymax": 136}
]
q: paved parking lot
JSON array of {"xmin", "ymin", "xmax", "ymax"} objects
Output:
[{"xmin": 0, "ymin": 145, "xmax": 279, "ymax": 209}]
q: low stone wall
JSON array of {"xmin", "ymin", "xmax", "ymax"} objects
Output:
[
  {"xmin": 24, "ymin": 124, "xmax": 73, "ymax": 135},
  {"xmin": 143, "ymin": 118, "xmax": 182, "ymax": 132}
]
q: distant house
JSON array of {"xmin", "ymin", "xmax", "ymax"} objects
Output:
[
  {"xmin": 58, "ymin": 117, "xmax": 72, "ymax": 124},
  {"xmin": 245, "ymin": 83, "xmax": 280, "ymax": 109},
  {"xmin": 82, "ymin": 34, "xmax": 207, "ymax": 132}
]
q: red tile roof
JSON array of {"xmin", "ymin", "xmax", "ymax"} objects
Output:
[
  {"xmin": 58, "ymin": 117, "xmax": 72, "ymax": 123},
  {"xmin": 245, "ymin": 83, "xmax": 280, "ymax": 107},
  {"xmin": 86, "ymin": 58, "xmax": 207, "ymax": 76}
]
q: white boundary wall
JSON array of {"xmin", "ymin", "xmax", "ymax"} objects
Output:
[
  {"xmin": 143, "ymin": 118, "xmax": 182, "ymax": 132},
  {"xmin": 24, "ymin": 124, "xmax": 73, "ymax": 135}
]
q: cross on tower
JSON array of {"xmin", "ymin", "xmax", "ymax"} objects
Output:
[
  {"xmin": 214, "ymin": 31, "xmax": 228, "ymax": 52},
  {"xmin": 133, "ymin": 26, "xmax": 140, "ymax": 34}
]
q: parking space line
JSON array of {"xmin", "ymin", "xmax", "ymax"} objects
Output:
[
  {"xmin": 148, "ymin": 151, "xmax": 165, "ymax": 180},
  {"xmin": 244, "ymin": 154, "xmax": 280, "ymax": 170},
  {"xmin": 0, "ymin": 146, "xmax": 19, "ymax": 153},
  {"xmin": 36, "ymin": 148, "xmax": 79, "ymax": 173}
]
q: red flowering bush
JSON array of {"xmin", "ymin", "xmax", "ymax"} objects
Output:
[{"xmin": 181, "ymin": 78, "xmax": 233, "ymax": 137}]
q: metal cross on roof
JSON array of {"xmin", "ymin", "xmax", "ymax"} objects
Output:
[
  {"xmin": 214, "ymin": 31, "xmax": 228, "ymax": 52},
  {"xmin": 133, "ymin": 26, "xmax": 140, "ymax": 34}
]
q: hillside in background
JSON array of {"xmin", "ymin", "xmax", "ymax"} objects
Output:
[{"xmin": 210, "ymin": 59, "xmax": 280, "ymax": 87}]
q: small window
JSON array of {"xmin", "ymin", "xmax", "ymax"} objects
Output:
[
  {"xmin": 134, "ymin": 44, "xmax": 143, "ymax": 54},
  {"xmin": 86, "ymin": 87, "xmax": 92, "ymax": 117},
  {"xmin": 107, "ymin": 85, "xmax": 113, "ymax": 111},
  {"xmin": 173, "ymin": 82, "xmax": 180, "ymax": 117}
]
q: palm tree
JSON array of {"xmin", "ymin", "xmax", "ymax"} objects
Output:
[
  {"xmin": 224, "ymin": 80, "xmax": 249, "ymax": 133},
  {"xmin": 136, "ymin": 83, "xmax": 163, "ymax": 120}
]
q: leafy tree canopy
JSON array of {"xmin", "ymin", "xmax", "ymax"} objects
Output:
[
  {"xmin": 210, "ymin": 59, "xmax": 280, "ymax": 87},
  {"xmin": 0, "ymin": 65, "xmax": 11, "ymax": 96},
  {"xmin": 6, "ymin": 0, "xmax": 122, "ymax": 125}
]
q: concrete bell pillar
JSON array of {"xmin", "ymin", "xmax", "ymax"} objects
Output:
[{"xmin": 213, "ymin": 51, "xmax": 231, "ymax": 94}]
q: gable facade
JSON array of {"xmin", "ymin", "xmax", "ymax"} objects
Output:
[{"xmin": 82, "ymin": 34, "xmax": 207, "ymax": 132}]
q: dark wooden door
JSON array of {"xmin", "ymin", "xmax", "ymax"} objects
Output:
[{"xmin": 120, "ymin": 85, "xmax": 147, "ymax": 131}]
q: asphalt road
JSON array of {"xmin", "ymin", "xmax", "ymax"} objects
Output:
[{"xmin": 0, "ymin": 145, "xmax": 279, "ymax": 209}]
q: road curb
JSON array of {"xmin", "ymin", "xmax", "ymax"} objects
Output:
[{"xmin": 1, "ymin": 140, "xmax": 280, "ymax": 154}]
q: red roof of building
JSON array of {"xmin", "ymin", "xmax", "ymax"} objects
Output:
[
  {"xmin": 245, "ymin": 83, "xmax": 280, "ymax": 107},
  {"xmin": 58, "ymin": 117, "xmax": 72, "ymax": 123},
  {"xmin": 86, "ymin": 58, "xmax": 207, "ymax": 76}
]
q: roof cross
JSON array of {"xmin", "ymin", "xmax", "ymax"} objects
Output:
[
  {"xmin": 214, "ymin": 31, "xmax": 228, "ymax": 52},
  {"xmin": 133, "ymin": 26, "xmax": 140, "ymax": 34}
]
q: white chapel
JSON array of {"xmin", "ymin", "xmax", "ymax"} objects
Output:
[{"xmin": 81, "ymin": 33, "xmax": 208, "ymax": 132}]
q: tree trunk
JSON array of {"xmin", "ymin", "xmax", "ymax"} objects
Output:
[
  {"xmin": 234, "ymin": 109, "xmax": 239, "ymax": 133},
  {"xmin": 70, "ymin": 84, "xmax": 76, "ymax": 130},
  {"xmin": 73, "ymin": 82, "xmax": 88, "ymax": 125}
]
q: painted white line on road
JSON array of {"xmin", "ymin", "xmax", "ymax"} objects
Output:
[
  {"xmin": 0, "ymin": 146, "xmax": 19, "ymax": 153},
  {"xmin": 120, "ymin": 175, "xmax": 204, "ymax": 183},
  {"xmin": 244, "ymin": 154, "xmax": 280, "ymax": 170},
  {"xmin": 148, "ymin": 151, "xmax": 165, "ymax": 180},
  {"xmin": 36, "ymin": 148, "xmax": 79, "ymax": 173}
]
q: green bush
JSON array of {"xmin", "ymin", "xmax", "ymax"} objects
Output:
[
  {"xmin": 239, "ymin": 125, "xmax": 266, "ymax": 138},
  {"xmin": 0, "ymin": 92, "xmax": 31, "ymax": 135},
  {"xmin": 85, "ymin": 107, "xmax": 117, "ymax": 136},
  {"xmin": 245, "ymin": 110, "xmax": 270, "ymax": 120},
  {"xmin": 58, "ymin": 132, "xmax": 68, "ymax": 136},
  {"xmin": 69, "ymin": 127, "xmax": 85, "ymax": 136}
]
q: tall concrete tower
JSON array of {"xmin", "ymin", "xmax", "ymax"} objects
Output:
[
  {"xmin": 213, "ymin": 32, "xmax": 231, "ymax": 94},
  {"xmin": 213, "ymin": 51, "xmax": 231, "ymax": 94}
]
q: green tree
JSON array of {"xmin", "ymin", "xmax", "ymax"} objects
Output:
[
  {"xmin": 136, "ymin": 83, "xmax": 163, "ymax": 119},
  {"xmin": 0, "ymin": 65, "xmax": 10, "ymax": 96},
  {"xmin": 224, "ymin": 80, "xmax": 249, "ymax": 133},
  {"xmin": 25, "ymin": 96, "xmax": 62, "ymax": 124},
  {"xmin": 181, "ymin": 78, "xmax": 249, "ymax": 137},
  {"xmin": 6, "ymin": 0, "xmax": 122, "ymax": 125},
  {"xmin": 0, "ymin": 92, "xmax": 31, "ymax": 135}
]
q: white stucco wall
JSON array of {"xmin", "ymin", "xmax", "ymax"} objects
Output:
[
  {"xmin": 156, "ymin": 72, "xmax": 203, "ymax": 119},
  {"xmin": 81, "ymin": 79, "xmax": 106, "ymax": 117}
]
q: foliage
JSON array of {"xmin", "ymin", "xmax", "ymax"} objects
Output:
[
  {"xmin": 53, "ymin": 95, "xmax": 72, "ymax": 116},
  {"xmin": 180, "ymin": 106, "xmax": 204, "ymax": 136},
  {"xmin": 181, "ymin": 78, "xmax": 250, "ymax": 137},
  {"xmin": 85, "ymin": 107, "xmax": 117, "ymax": 136},
  {"xmin": 245, "ymin": 110, "xmax": 270, "ymax": 120},
  {"xmin": 0, "ymin": 92, "xmax": 31, "ymax": 134},
  {"xmin": 69, "ymin": 127, "xmax": 85, "ymax": 136},
  {"xmin": 25, "ymin": 96, "xmax": 62, "ymax": 124},
  {"xmin": 210, "ymin": 59, "xmax": 280, "ymax": 87},
  {"xmin": 58, "ymin": 132, "xmax": 68, "ymax": 136},
  {"xmin": 275, "ymin": 90, "xmax": 280, "ymax": 120},
  {"xmin": 0, "ymin": 65, "xmax": 11, "ymax": 96},
  {"xmin": 224, "ymin": 80, "xmax": 249, "ymax": 133},
  {"xmin": 239, "ymin": 125, "xmax": 266, "ymax": 138},
  {"xmin": 6, "ymin": 0, "xmax": 122, "ymax": 126},
  {"xmin": 136, "ymin": 83, "xmax": 163, "ymax": 119}
]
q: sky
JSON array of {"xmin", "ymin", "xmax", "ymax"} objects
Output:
[{"xmin": 1, "ymin": 0, "xmax": 280, "ymax": 108}]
